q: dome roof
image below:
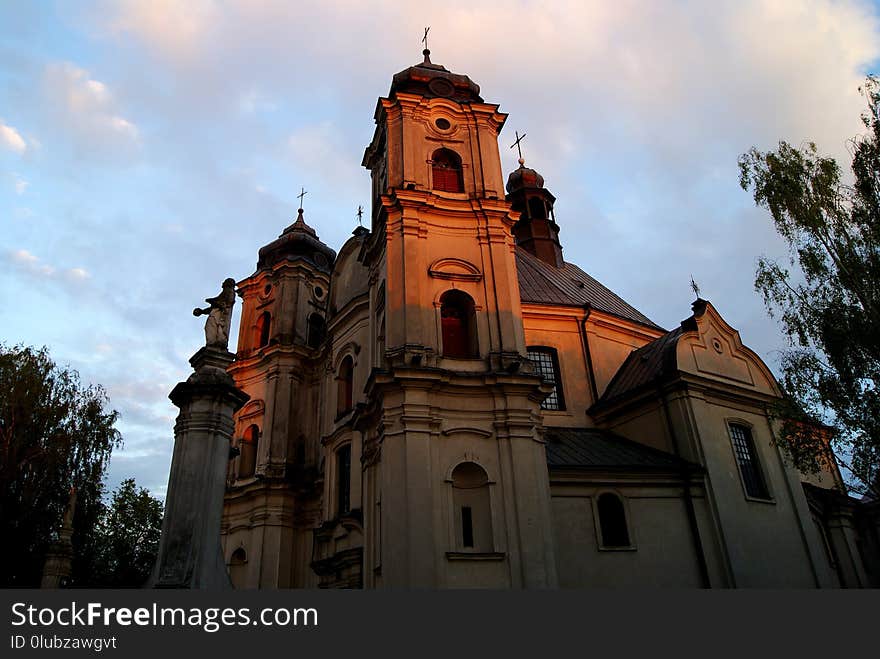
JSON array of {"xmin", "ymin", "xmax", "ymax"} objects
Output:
[
  {"xmin": 506, "ymin": 162, "xmax": 545, "ymax": 194},
  {"xmin": 257, "ymin": 208, "xmax": 336, "ymax": 272},
  {"xmin": 389, "ymin": 50, "xmax": 483, "ymax": 103}
]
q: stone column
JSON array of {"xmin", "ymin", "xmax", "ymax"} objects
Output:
[
  {"xmin": 41, "ymin": 487, "xmax": 76, "ymax": 588},
  {"xmin": 150, "ymin": 347, "xmax": 249, "ymax": 589}
]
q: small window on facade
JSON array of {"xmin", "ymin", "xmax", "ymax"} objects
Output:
[
  {"xmin": 527, "ymin": 347, "xmax": 565, "ymax": 410},
  {"xmin": 432, "ymin": 148, "xmax": 463, "ymax": 193},
  {"xmin": 256, "ymin": 311, "xmax": 271, "ymax": 348},
  {"xmin": 451, "ymin": 462, "xmax": 492, "ymax": 552},
  {"xmin": 337, "ymin": 444, "xmax": 351, "ymax": 517},
  {"xmin": 307, "ymin": 313, "xmax": 326, "ymax": 348},
  {"xmin": 239, "ymin": 424, "xmax": 259, "ymax": 479},
  {"xmin": 440, "ymin": 290, "xmax": 477, "ymax": 358},
  {"xmin": 729, "ymin": 423, "xmax": 770, "ymax": 499},
  {"xmin": 336, "ymin": 356, "xmax": 354, "ymax": 416},
  {"xmin": 597, "ymin": 493, "xmax": 631, "ymax": 548}
]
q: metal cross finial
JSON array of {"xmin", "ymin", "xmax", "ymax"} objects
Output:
[
  {"xmin": 510, "ymin": 130, "xmax": 527, "ymax": 164},
  {"xmin": 422, "ymin": 26, "xmax": 430, "ymax": 51},
  {"xmin": 297, "ymin": 187, "xmax": 308, "ymax": 211},
  {"xmin": 356, "ymin": 205, "xmax": 364, "ymax": 227},
  {"xmin": 690, "ymin": 275, "xmax": 701, "ymax": 299}
]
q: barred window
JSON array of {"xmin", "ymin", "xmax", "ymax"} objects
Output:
[
  {"xmin": 729, "ymin": 424, "xmax": 770, "ymax": 499},
  {"xmin": 527, "ymin": 347, "xmax": 565, "ymax": 411}
]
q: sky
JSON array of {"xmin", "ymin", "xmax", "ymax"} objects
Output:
[{"xmin": 2, "ymin": 0, "xmax": 879, "ymax": 500}]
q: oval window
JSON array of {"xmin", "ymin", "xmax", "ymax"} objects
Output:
[{"xmin": 435, "ymin": 117, "xmax": 451, "ymax": 130}]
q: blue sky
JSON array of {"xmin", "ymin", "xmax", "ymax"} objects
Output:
[{"xmin": 2, "ymin": 0, "xmax": 879, "ymax": 499}]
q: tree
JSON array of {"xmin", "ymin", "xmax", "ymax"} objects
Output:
[
  {"xmin": 90, "ymin": 478, "xmax": 164, "ymax": 588},
  {"xmin": 0, "ymin": 345, "xmax": 122, "ymax": 586},
  {"xmin": 738, "ymin": 75, "xmax": 879, "ymax": 499}
]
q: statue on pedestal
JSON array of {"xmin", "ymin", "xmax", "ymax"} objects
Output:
[{"xmin": 193, "ymin": 278, "xmax": 237, "ymax": 350}]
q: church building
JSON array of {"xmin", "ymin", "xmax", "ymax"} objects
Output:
[{"xmin": 217, "ymin": 50, "xmax": 876, "ymax": 588}]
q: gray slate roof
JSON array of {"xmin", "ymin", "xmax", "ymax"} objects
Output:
[
  {"xmin": 544, "ymin": 426, "xmax": 693, "ymax": 471},
  {"xmin": 597, "ymin": 325, "xmax": 687, "ymax": 405},
  {"xmin": 515, "ymin": 247, "xmax": 661, "ymax": 329}
]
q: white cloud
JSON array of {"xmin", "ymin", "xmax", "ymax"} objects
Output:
[
  {"xmin": 6, "ymin": 248, "xmax": 91, "ymax": 283},
  {"xmin": 13, "ymin": 173, "xmax": 28, "ymax": 194},
  {"xmin": 43, "ymin": 61, "xmax": 140, "ymax": 155},
  {"xmin": 0, "ymin": 120, "xmax": 27, "ymax": 153}
]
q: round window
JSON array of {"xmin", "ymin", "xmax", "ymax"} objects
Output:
[
  {"xmin": 314, "ymin": 286, "xmax": 324, "ymax": 299},
  {"xmin": 263, "ymin": 284, "xmax": 272, "ymax": 295},
  {"xmin": 435, "ymin": 117, "xmax": 451, "ymax": 130}
]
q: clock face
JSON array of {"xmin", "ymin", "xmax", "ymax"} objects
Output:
[{"xmin": 428, "ymin": 77, "xmax": 454, "ymax": 98}]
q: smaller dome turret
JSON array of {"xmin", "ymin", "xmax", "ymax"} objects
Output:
[
  {"xmin": 506, "ymin": 160, "xmax": 545, "ymax": 193},
  {"xmin": 257, "ymin": 208, "xmax": 336, "ymax": 272}
]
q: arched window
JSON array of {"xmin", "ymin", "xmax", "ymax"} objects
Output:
[
  {"xmin": 432, "ymin": 148, "xmax": 463, "ymax": 193},
  {"xmin": 728, "ymin": 423, "xmax": 770, "ymax": 499},
  {"xmin": 337, "ymin": 444, "xmax": 352, "ymax": 516},
  {"xmin": 527, "ymin": 347, "xmax": 565, "ymax": 410},
  {"xmin": 238, "ymin": 425, "xmax": 259, "ymax": 479},
  {"xmin": 336, "ymin": 356, "xmax": 354, "ymax": 417},
  {"xmin": 440, "ymin": 290, "xmax": 477, "ymax": 358},
  {"xmin": 307, "ymin": 313, "xmax": 326, "ymax": 348},
  {"xmin": 597, "ymin": 493, "xmax": 631, "ymax": 548},
  {"xmin": 256, "ymin": 311, "xmax": 271, "ymax": 348},
  {"xmin": 452, "ymin": 462, "xmax": 492, "ymax": 551},
  {"xmin": 528, "ymin": 197, "xmax": 546, "ymax": 219},
  {"xmin": 228, "ymin": 547, "xmax": 247, "ymax": 588}
]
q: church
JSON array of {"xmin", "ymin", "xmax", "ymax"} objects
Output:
[{"xmin": 215, "ymin": 49, "xmax": 876, "ymax": 588}]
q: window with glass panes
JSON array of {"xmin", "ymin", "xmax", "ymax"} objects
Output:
[
  {"xmin": 527, "ymin": 347, "xmax": 565, "ymax": 411},
  {"xmin": 729, "ymin": 424, "xmax": 770, "ymax": 499}
]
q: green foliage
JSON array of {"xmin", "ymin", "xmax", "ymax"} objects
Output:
[
  {"xmin": 89, "ymin": 478, "xmax": 164, "ymax": 588},
  {"xmin": 738, "ymin": 76, "xmax": 880, "ymax": 498},
  {"xmin": 0, "ymin": 344, "xmax": 122, "ymax": 586}
]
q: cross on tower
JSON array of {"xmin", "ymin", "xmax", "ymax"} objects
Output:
[
  {"xmin": 510, "ymin": 130, "xmax": 527, "ymax": 164},
  {"xmin": 356, "ymin": 205, "xmax": 364, "ymax": 227},
  {"xmin": 297, "ymin": 187, "xmax": 308, "ymax": 211},
  {"xmin": 422, "ymin": 26, "xmax": 430, "ymax": 51}
]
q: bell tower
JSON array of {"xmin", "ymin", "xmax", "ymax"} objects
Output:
[
  {"xmin": 358, "ymin": 49, "xmax": 558, "ymax": 588},
  {"xmin": 221, "ymin": 207, "xmax": 335, "ymax": 588}
]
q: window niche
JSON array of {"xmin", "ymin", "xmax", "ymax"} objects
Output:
[
  {"xmin": 431, "ymin": 148, "xmax": 464, "ymax": 193},
  {"xmin": 440, "ymin": 290, "xmax": 478, "ymax": 358},
  {"xmin": 256, "ymin": 311, "xmax": 271, "ymax": 348},
  {"xmin": 336, "ymin": 356, "xmax": 354, "ymax": 417},
  {"xmin": 451, "ymin": 462, "xmax": 493, "ymax": 552},
  {"xmin": 238, "ymin": 424, "xmax": 259, "ymax": 480},
  {"xmin": 336, "ymin": 444, "xmax": 352, "ymax": 517},
  {"xmin": 596, "ymin": 492, "xmax": 633, "ymax": 550}
]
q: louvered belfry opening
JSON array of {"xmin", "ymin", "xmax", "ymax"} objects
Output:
[{"xmin": 432, "ymin": 148, "xmax": 464, "ymax": 193}]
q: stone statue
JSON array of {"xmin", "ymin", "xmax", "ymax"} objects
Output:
[{"xmin": 193, "ymin": 278, "xmax": 236, "ymax": 350}]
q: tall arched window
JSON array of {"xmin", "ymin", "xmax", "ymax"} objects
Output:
[
  {"xmin": 452, "ymin": 462, "xmax": 492, "ymax": 552},
  {"xmin": 336, "ymin": 356, "xmax": 354, "ymax": 417},
  {"xmin": 597, "ymin": 493, "xmax": 631, "ymax": 548},
  {"xmin": 432, "ymin": 148, "xmax": 463, "ymax": 193},
  {"xmin": 440, "ymin": 290, "xmax": 477, "ymax": 358},
  {"xmin": 239, "ymin": 425, "xmax": 259, "ymax": 479},
  {"xmin": 307, "ymin": 313, "xmax": 326, "ymax": 348},
  {"xmin": 256, "ymin": 311, "xmax": 271, "ymax": 348},
  {"xmin": 228, "ymin": 547, "xmax": 247, "ymax": 588}
]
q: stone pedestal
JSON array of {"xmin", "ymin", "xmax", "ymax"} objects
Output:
[{"xmin": 150, "ymin": 347, "xmax": 249, "ymax": 589}]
